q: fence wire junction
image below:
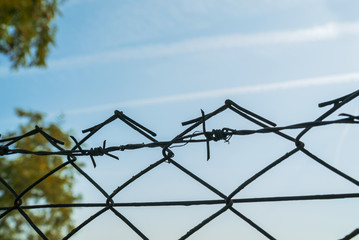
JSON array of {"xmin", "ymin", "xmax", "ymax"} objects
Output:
[{"xmin": 1, "ymin": 90, "xmax": 359, "ymax": 239}]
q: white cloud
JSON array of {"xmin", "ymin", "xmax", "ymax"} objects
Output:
[
  {"xmin": 2, "ymin": 21, "xmax": 359, "ymax": 75},
  {"xmin": 64, "ymin": 72, "xmax": 359, "ymax": 115},
  {"xmin": 48, "ymin": 21, "xmax": 359, "ymax": 69}
]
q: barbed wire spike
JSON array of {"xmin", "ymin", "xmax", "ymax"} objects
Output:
[
  {"xmin": 318, "ymin": 89, "xmax": 359, "ymax": 108},
  {"xmin": 339, "ymin": 113, "xmax": 359, "ymax": 121},
  {"xmin": 200, "ymin": 109, "xmax": 211, "ymax": 161}
]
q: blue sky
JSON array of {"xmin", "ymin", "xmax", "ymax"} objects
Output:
[{"xmin": 1, "ymin": 0, "xmax": 359, "ymax": 239}]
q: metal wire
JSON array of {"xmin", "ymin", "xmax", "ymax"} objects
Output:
[{"xmin": 1, "ymin": 90, "xmax": 359, "ymax": 239}]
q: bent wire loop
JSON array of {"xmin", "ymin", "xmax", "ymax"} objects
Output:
[{"xmin": 1, "ymin": 89, "xmax": 359, "ymax": 239}]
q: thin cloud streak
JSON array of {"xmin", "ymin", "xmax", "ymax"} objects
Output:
[
  {"xmin": 65, "ymin": 72, "xmax": 359, "ymax": 116},
  {"xmin": 49, "ymin": 21, "xmax": 359, "ymax": 69},
  {"xmin": 2, "ymin": 21, "xmax": 359, "ymax": 75}
]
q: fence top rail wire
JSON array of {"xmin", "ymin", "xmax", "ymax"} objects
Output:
[{"xmin": 1, "ymin": 89, "xmax": 359, "ymax": 240}]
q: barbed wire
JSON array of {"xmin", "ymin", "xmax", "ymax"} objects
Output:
[{"xmin": 1, "ymin": 89, "xmax": 359, "ymax": 239}]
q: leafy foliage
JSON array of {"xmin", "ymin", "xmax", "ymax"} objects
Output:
[
  {"xmin": 0, "ymin": 0, "xmax": 64, "ymax": 68},
  {"xmin": 0, "ymin": 109, "xmax": 81, "ymax": 240}
]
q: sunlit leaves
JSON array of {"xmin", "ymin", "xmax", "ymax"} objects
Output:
[
  {"xmin": 0, "ymin": 109, "xmax": 80, "ymax": 239},
  {"xmin": 0, "ymin": 0, "xmax": 64, "ymax": 69}
]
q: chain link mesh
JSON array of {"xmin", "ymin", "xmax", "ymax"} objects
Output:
[{"xmin": 1, "ymin": 90, "xmax": 359, "ymax": 239}]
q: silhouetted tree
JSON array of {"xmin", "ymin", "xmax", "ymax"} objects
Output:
[
  {"xmin": 0, "ymin": 109, "xmax": 80, "ymax": 240},
  {"xmin": 0, "ymin": 0, "xmax": 64, "ymax": 68}
]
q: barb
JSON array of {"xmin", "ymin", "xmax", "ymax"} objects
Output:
[
  {"xmin": 201, "ymin": 109, "xmax": 211, "ymax": 160},
  {"xmin": 1, "ymin": 90, "xmax": 359, "ymax": 239}
]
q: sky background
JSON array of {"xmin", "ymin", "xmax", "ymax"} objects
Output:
[{"xmin": 1, "ymin": 0, "xmax": 359, "ymax": 239}]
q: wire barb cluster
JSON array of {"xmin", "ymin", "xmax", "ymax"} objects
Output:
[{"xmin": 1, "ymin": 90, "xmax": 359, "ymax": 239}]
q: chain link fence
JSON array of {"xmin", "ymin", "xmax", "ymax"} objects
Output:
[{"xmin": 1, "ymin": 90, "xmax": 359, "ymax": 239}]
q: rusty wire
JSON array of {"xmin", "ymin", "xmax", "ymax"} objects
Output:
[{"xmin": 1, "ymin": 90, "xmax": 359, "ymax": 239}]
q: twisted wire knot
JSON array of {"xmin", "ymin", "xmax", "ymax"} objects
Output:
[
  {"xmin": 0, "ymin": 145, "xmax": 9, "ymax": 156},
  {"xmin": 88, "ymin": 146, "xmax": 106, "ymax": 156},
  {"xmin": 86, "ymin": 141, "xmax": 119, "ymax": 168},
  {"xmin": 205, "ymin": 129, "xmax": 232, "ymax": 142}
]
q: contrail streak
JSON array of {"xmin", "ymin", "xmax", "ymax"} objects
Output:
[{"xmin": 65, "ymin": 72, "xmax": 359, "ymax": 115}]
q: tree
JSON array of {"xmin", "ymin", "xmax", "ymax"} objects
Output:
[
  {"xmin": 0, "ymin": 109, "xmax": 81, "ymax": 240},
  {"xmin": 0, "ymin": 0, "xmax": 64, "ymax": 69}
]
